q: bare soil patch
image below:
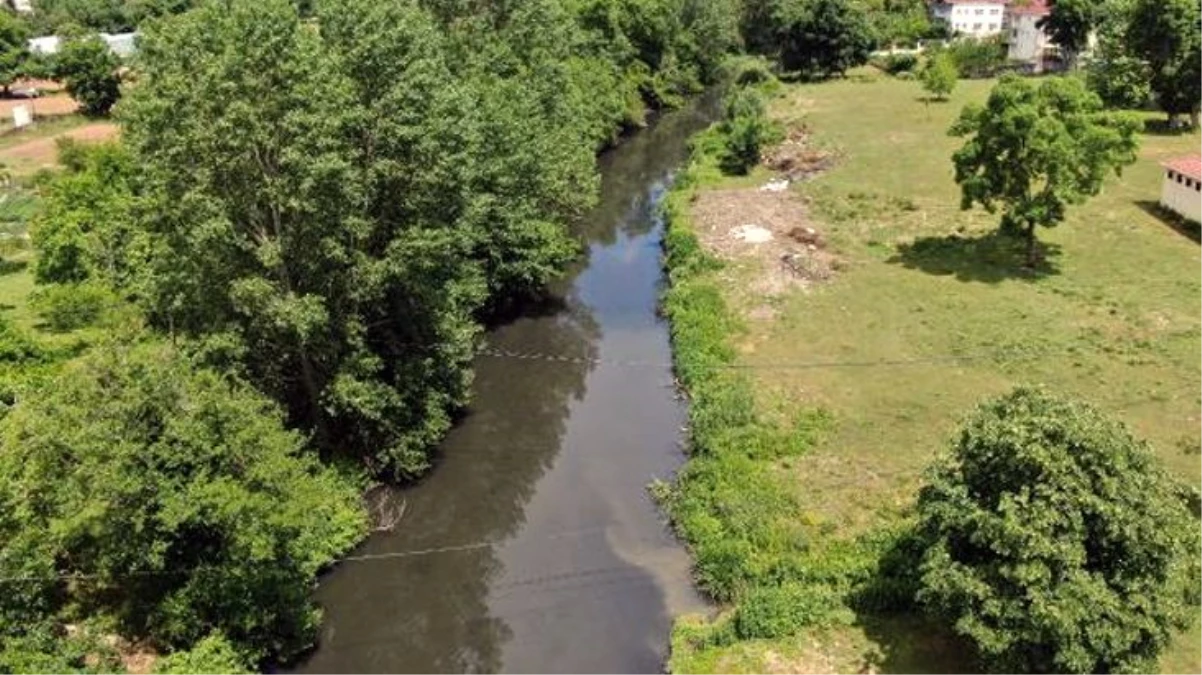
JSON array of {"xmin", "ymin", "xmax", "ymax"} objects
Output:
[
  {"xmin": 0, "ymin": 122, "xmax": 118, "ymax": 175},
  {"xmin": 690, "ymin": 186, "xmax": 840, "ymax": 298},
  {"xmin": 762, "ymin": 125, "xmax": 836, "ymax": 181},
  {"xmin": 0, "ymin": 94, "xmax": 78, "ymax": 119}
]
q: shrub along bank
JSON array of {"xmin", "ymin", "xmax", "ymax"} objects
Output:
[{"xmin": 658, "ymin": 111, "xmax": 907, "ymax": 669}]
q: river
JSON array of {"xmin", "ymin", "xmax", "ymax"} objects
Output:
[{"xmin": 295, "ymin": 96, "xmax": 718, "ymax": 674}]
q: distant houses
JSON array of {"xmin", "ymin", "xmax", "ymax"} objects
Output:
[
  {"xmin": 26, "ymin": 32, "xmax": 138, "ymax": 58},
  {"xmin": 930, "ymin": 0, "xmax": 1008, "ymax": 38},
  {"xmin": 927, "ymin": 0, "xmax": 1075, "ymax": 72},
  {"xmin": 1160, "ymin": 156, "xmax": 1202, "ymax": 223},
  {"xmin": 1005, "ymin": 0, "xmax": 1053, "ymax": 70}
]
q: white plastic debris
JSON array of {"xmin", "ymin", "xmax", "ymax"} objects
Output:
[
  {"xmin": 731, "ymin": 224, "xmax": 774, "ymax": 243},
  {"xmin": 760, "ymin": 178, "xmax": 790, "ymax": 192}
]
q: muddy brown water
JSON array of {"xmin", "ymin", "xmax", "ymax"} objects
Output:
[{"xmin": 294, "ymin": 98, "xmax": 719, "ymax": 674}]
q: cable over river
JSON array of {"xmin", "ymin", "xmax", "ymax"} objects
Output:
[{"xmin": 295, "ymin": 96, "xmax": 718, "ymax": 674}]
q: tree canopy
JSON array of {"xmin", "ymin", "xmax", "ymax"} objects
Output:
[
  {"xmin": 915, "ymin": 388, "xmax": 1200, "ymax": 673},
  {"xmin": 775, "ymin": 0, "xmax": 872, "ymax": 80},
  {"xmin": 921, "ymin": 51, "xmax": 957, "ymax": 101},
  {"xmin": 1038, "ymin": 0, "xmax": 1100, "ymax": 67},
  {"xmin": 949, "ymin": 75, "xmax": 1139, "ymax": 265},
  {"xmin": 0, "ymin": 12, "xmax": 31, "ymax": 94},
  {"xmin": 0, "ymin": 341, "xmax": 367, "ymax": 667},
  {"xmin": 53, "ymin": 34, "xmax": 122, "ymax": 116},
  {"xmin": 1127, "ymin": 0, "xmax": 1201, "ymax": 125}
]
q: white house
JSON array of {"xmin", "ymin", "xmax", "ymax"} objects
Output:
[
  {"xmin": 930, "ymin": 0, "xmax": 1007, "ymax": 38},
  {"xmin": 102, "ymin": 32, "xmax": 137, "ymax": 58},
  {"xmin": 7, "ymin": 0, "xmax": 33, "ymax": 13},
  {"xmin": 28, "ymin": 35, "xmax": 61, "ymax": 56},
  {"xmin": 26, "ymin": 32, "xmax": 137, "ymax": 58},
  {"xmin": 1160, "ymin": 156, "xmax": 1202, "ymax": 223},
  {"xmin": 1005, "ymin": 0, "xmax": 1052, "ymax": 68}
]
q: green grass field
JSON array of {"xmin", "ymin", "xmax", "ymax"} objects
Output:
[{"xmin": 669, "ymin": 72, "xmax": 1201, "ymax": 673}]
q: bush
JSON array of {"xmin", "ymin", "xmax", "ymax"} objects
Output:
[
  {"xmin": 734, "ymin": 583, "xmax": 844, "ymax": 638},
  {"xmin": 0, "ymin": 316, "xmax": 42, "ymax": 364},
  {"xmin": 871, "ymin": 52, "xmax": 919, "ymax": 75},
  {"xmin": 30, "ymin": 140, "xmax": 140, "ymax": 288},
  {"xmin": 946, "ymin": 36, "xmax": 1006, "ymax": 78},
  {"xmin": 723, "ymin": 55, "xmax": 778, "ymax": 87},
  {"xmin": 717, "ymin": 86, "xmax": 777, "ymax": 175},
  {"xmin": 28, "ymin": 281, "xmax": 117, "ymax": 332},
  {"xmin": 915, "ymin": 387, "xmax": 1200, "ymax": 673},
  {"xmin": 153, "ymin": 633, "xmax": 251, "ymax": 674},
  {"xmin": 920, "ymin": 50, "xmax": 957, "ymax": 100}
]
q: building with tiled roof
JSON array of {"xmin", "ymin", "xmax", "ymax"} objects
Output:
[
  {"xmin": 1005, "ymin": 0, "xmax": 1053, "ymax": 68},
  {"xmin": 1160, "ymin": 156, "xmax": 1202, "ymax": 223}
]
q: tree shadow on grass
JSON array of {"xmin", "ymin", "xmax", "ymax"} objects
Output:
[
  {"xmin": 847, "ymin": 531, "xmax": 982, "ymax": 674},
  {"xmin": 853, "ymin": 613, "xmax": 980, "ymax": 674},
  {"xmin": 0, "ymin": 259, "xmax": 27, "ymax": 276},
  {"xmin": 887, "ymin": 230, "xmax": 1061, "ymax": 283},
  {"xmin": 1135, "ymin": 200, "xmax": 1200, "ymax": 244},
  {"xmin": 1142, "ymin": 119, "xmax": 1199, "ymax": 137}
]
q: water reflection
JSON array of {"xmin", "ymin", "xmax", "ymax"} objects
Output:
[{"xmin": 296, "ymin": 95, "xmax": 717, "ymax": 674}]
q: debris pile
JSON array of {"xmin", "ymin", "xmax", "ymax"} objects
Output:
[{"xmin": 761, "ymin": 126, "xmax": 835, "ymax": 181}]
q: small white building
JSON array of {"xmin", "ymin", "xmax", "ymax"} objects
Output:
[
  {"xmin": 1160, "ymin": 156, "xmax": 1202, "ymax": 223},
  {"xmin": 8, "ymin": 0, "xmax": 33, "ymax": 13},
  {"xmin": 931, "ymin": 0, "xmax": 1007, "ymax": 38}
]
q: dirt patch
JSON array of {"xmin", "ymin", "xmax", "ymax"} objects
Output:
[
  {"xmin": 691, "ymin": 186, "xmax": 840, "ymax": 297},
  {"xmin": 762, "ymin": 125, "xmax": 836, "ymax": 181},
  {"xmin": 0, "ymin": 122, "xmax": 119, "ymax": 175},
  {"xmin": 0, "ymin": 94, "xmax": 78, "ymax": 124}
]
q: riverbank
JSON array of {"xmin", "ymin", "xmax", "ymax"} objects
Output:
[
  {"xmin": 661, "ymin": 73, "xmax": 1201, "ymax": 673},
  {"xmin": 293, "ymin": 95, "xmax": 719, "ymax": 673}
]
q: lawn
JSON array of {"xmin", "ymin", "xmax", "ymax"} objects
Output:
[{"xmin": 669, "ymin": 72, "xmax": 1201, "ymax": 673}]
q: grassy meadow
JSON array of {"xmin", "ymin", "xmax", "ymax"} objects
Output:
[{"xmin": 667, "ymin": 72, "xmax": 1201, "ymax": 673}]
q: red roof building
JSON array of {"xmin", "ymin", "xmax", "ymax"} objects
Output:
[
  {"xmin": 1008, "ymin": 0, "xmax": 1050, "ymax": 15},
  {"xmin": 1160, "ymin": 155, "xmax": 1202, "ymax": 222}
]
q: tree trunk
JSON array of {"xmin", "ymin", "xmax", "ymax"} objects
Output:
[
  {"xmin": 297, "ymin": 348, "xmax": 329, "ymax": 449},
  {"xmin": 1191, "ymin": 108, "xmax": 1200, "ymax": 130},
  {"xmin": 1025, "ymin": 222, "xmax": 1038, "ymax": 267}
]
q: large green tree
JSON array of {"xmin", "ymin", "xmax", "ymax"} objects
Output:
[
  {"xmin": 1127, "ymin": 0, "xmax": 1201, "ymax": 126},
  {"xmin": 1083, "ymin": 0, "xmax": 1151, "ymax": 109},
  {"xmin": 0, "ymin": 341, "xmax": 367, "ymax": 665},
  {"xmin": 949, "ymin": 75, "xmax": 1139, "ymax": 265},
  {"xmin": 776, "ymin": 0, "xmax": 873, "ymax": 80},
  {"xmin": 0, "ymin": 12, "xmax": 31, "ymax": 96},
  {"xmin": 53, "ymin": 34, "xmax": 122, "ymax": 116},
  {"xmin": 1037, "ymin": 0, "xmax": 1100, "ymax": 68},
  {"xmin": 915, "ymin": 388, "xmax": 1200, "ymax": 673},
  {"xmin": 117, "ymin": 0, "xmax": 623, "ymax": 478}
]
